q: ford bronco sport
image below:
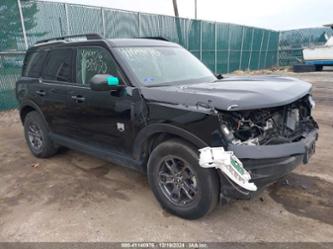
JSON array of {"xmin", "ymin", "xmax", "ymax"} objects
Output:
[{"xmin": 16, "ymin": 34, "xmax": 318, "ymax": 219}]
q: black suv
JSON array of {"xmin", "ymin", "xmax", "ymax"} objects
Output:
[{"xmin": 16, "ymin": 34, "xmax": 318, "ymax": 219}]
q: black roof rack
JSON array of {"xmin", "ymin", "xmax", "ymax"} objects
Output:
[{"xmin": 35, "ymin": 33, "xmax": 103, "ymax": 44}]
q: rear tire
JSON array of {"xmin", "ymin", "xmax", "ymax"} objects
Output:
[
  {"xmin": 315, "ymin": 65, "xmax": 323, "ymax": 71},
  {"xmin": 24, "ymin": 111, "xmax": 58, "ymax": 158},
  {"xmin": 147, "ymin": 139, "xmax": 219, "ymax": 219}
]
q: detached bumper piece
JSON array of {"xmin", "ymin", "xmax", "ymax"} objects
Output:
[{"xmin": 199, "ymin": 147, "xmax": 257, "ymax": 192}]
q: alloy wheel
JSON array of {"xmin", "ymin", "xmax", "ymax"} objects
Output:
[
  {"xmin": 27, "ymin": 122, "xmax": 43, "ymax": 151},
  {"xmin": 158, "ymin": 156, "xmax": 198, "ymax": 206}
]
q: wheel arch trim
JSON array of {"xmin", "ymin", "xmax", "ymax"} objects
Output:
[
  {"xmin": 19, "ymin": 100, "xmax": 47, "ymax": 126},
  {"xmin": 133, "ymin": 123, "xmax": 208, "ymax": 160}
]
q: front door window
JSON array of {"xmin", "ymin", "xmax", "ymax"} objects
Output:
[{"xmin": 76, "ymin": 46, "xmax": 119, "ymax": 85}]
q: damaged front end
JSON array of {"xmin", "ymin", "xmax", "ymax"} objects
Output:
[
  {"xmin": 199, "ymin": 94, "xmax": 319, "ymax": 200},
  {"xmin": 219, "ymin": 94, "xmax": 318, "ymax": 148}
]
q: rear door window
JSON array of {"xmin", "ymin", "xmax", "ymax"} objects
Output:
[
  {"xmin": 42, "ymin": 48, "xmax": 73, "ymax": 82},
  {"xmin": 76, "ymin": 46, "xmax": 119, "ymax": 85},
  {"xmin": 22, "ymin": 50, "xmax": 47, "ymax": 78}
]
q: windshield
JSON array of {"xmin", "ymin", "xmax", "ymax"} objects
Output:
[{"xmin": 116, "ymin": 46, "xmax": 216, "ymax": 86}]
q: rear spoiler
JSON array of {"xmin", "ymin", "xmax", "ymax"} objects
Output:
[
  {"xmin": 138, "ymin": 37, "xmax": 169, "ymax": 41},
  {"xmin": 323, "ymin": 24, "xmax": 333, "ymax": 30}
]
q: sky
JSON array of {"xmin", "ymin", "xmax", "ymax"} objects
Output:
[{"xmin": 43, "ymin": 0, "xmax": 333, "ymax": 30}]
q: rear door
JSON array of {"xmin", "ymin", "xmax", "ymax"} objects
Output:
[
  {"xmin": 39, "ymin": 48, "xmax": 74, "ymax": 136},
  {"xmin": 19, "ymin": 49, "xmax": 47, "ymax": 109}
]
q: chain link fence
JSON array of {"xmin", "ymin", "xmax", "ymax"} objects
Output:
[
  {"xmin": 278, "ymin": 27, "xmax": 333, "ymax": 66},
  {"xmin": 0, "ymin": 0, "xmax": 280, "ymax": 111},
  {"xmin": 0, "ymin": 52, "xmax": 25, "ymax": 110}
]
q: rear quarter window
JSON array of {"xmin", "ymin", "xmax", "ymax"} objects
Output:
[{"xmin": 22, "ymin": 50, "xmax": 47, "ymax": 78}]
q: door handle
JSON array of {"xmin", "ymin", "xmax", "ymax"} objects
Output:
[
  {"xmin": 71, "ymin": 95, "xmax": 86, "ymax": 103},
  {"xmin": 35, "ymin": 90, "xmax": 46, "ymax": 96}
]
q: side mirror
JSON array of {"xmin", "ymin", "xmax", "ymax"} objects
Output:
[{"xmin": 89, "ymin": 74, "xmax": 122, "ymax": 91}]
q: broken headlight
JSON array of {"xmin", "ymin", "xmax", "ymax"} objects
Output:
[
  {"xmin": 308, "ymin": 95, "xmax": 315, "ymax": 109},
  {"xmin": 220, "ymin": 123, "xmax": 235, "ymax": 142}
]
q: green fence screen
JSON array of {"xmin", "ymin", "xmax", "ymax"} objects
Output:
[{"xmin": 0, "ymin": 0, "xmax": 280, "ymax": 111}]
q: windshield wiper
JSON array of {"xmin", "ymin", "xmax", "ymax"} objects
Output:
[
  {"xmin": 212, "ymin": 73, "xmax": 224, "ymax": 83},
  {"xmin": 216, "ymin": 73, "xmax": 224, "ymax": 80}
]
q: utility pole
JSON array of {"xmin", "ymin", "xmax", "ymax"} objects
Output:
[
  {"xmin": 172, "ymin": 0, "xmax": 179, "ymax": 17},
  {"xmin": 194, "ymin": 0, "xmax": 197, "ymax": 19},
  {"xmin": 17, "ymin": 0, "xmax": 28, "ymax": 50},
  {"xmin": 172, "ymin": 0, "xmax": 183, "ymax": 45}
]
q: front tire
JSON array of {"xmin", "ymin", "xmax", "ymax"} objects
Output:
[
  {"xmin": 24, "ymin": 111, "xmax": 58, "ymax": 158},
  {"xmin": 147, "ymin": 139, "xmax": 219, "ymax": 219}
]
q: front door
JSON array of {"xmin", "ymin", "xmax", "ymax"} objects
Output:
[{"xmin": 66, "ymin": 46, "xmax": 136, "ymax": 154}]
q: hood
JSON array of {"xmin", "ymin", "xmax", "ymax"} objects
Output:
[{"xmin": 140, "ymin": 75, "xmax": 312, "ymax": 111}]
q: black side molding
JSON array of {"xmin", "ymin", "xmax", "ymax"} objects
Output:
[{"xmin": 50, "ymin": 133, "xmax": 145, "ymax": 173}]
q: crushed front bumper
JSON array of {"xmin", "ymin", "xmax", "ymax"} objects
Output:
[{"xmin": 220, "ymin": 129, "xmax": 318, "ymax": 200}]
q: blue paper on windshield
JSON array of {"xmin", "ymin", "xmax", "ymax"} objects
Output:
[{"xmin": 144, "ymin": 77, "xmax": 154, "ymax": 84}]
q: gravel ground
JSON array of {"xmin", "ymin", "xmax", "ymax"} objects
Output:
[{"xmin": 0, "ymin": 70, "xmax": 332, "ymax": 242}]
